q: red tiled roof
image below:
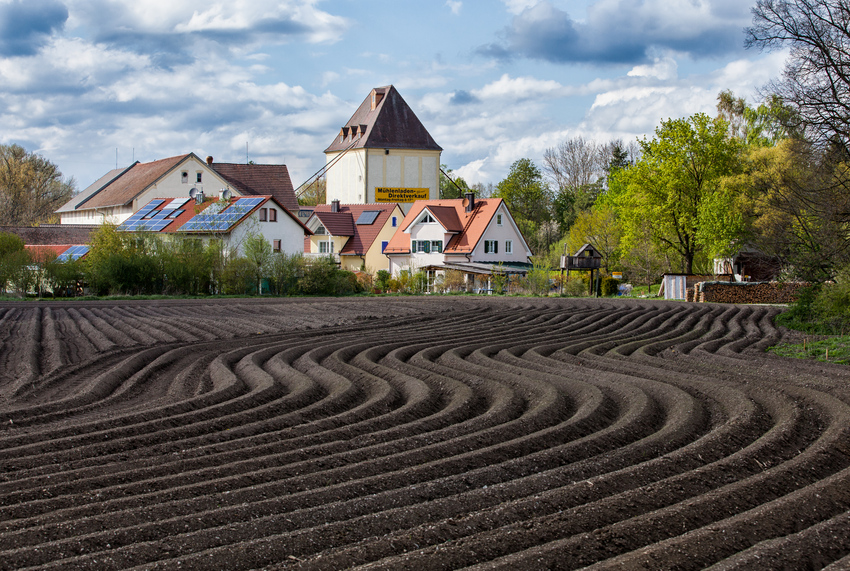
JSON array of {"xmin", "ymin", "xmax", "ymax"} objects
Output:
[
  {"xmin": 423, "ymin": 205, "xmax": 463, "ymax": 233},
  {"xmin": 384, "ymin": 198, "xmax": 506, "ymax": 254},
  {"xmin": 210, "ymin": 163, "xmax": 299, "ymax": 211},
  {"xmin": 80, "ymin": 154, "xmax": 191, "ymax": 209},
  {"xmin": 25, "ymin": 244, "xmax": 71, "ymax": 261},
  {"xmin": 312, "ymin": 211, "xmax": 355, "ymax": 237},
  {"xmin": 324, "ymin": 86, "xmax": 441, "ymax": 153},
  {"xmin": 309, "ymin": 203, "xmax": 399, "ymax": 255}
]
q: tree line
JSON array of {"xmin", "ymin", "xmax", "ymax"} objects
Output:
[{"xmin": 458, "ymin": 0, "xmax": 850, "ymax": 292}]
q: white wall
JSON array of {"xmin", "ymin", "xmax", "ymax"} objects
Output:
[
  {"xmin": 228, "ymin": 204, "xmax": 306, "ymax": 257},
  {"xmin": 469, "ymin": 204, "xmax": 531, "ymax": 263}
]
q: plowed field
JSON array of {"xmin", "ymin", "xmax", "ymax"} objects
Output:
[{"xmin": 0, "ymin": 297, "xmax": 848, "ymax": 570}]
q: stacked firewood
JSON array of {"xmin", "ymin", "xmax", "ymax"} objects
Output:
[{"xmin": 695, "ymin": 281, "xmax": 807, "ymax": 304}]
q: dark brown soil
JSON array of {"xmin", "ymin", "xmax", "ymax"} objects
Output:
[{"xmin": 0, "ymin": 296, "xmax": 848, "ymax": 570}]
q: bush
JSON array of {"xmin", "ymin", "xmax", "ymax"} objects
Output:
[
  {"xmin": 375, "ymin": 269, "xmax": 391, "ymax": 292},
  {"xmin": 601, "ymin": 276, "xmax": 620, "ymax": 297},
  {"xmin": 221, "ymin": 257, "xmax": 257, "ymax": 295}
]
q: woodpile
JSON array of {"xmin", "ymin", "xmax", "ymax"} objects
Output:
[{"xmin": 693, "ymin": 281, "xmax": 807, "ymax": 304}]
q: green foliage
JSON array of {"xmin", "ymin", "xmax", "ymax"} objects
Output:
[
  {"xmin": 375, "ymin": 269, "xmax": 391, "ymax": 292},
  {"xmin": 600, "ymin": 276, "xmax": 620, "ymax": 297},
  {"xmin": 523, "ymin": 258, "xmax": 552, "ymax": 296},
  {"xmin": 566, "ymin": 203, "xmax": 621, "ymax": 273},
  {"xmin": 45, "ymin": 258, "xmax": 83, "ymax": 297},
  {"xmin": 268, "ymin": 253, "xmax": 302, "ymax": 295},
  {"xmin": 495, "ymin": 158, "xmax": 553, "ymax": 254},
  {"xmin": 615, "ymin": 113, "xmax": 744, "ymax": 273},
  {"xmin": 221, "ymin": 257, "xmax": 257, "ymax": 295},
  {"xmin": 299, "ymin": 255, "xmax": 341, "ymax": 295},
  {"xmin": 440, "ymin": 165, "xmax": 470, "ymax": 199}
]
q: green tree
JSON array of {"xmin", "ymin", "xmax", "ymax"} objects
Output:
[
  {"xmin": 298, "ymin": 178, "xmax": 326, "ymax": 206},
  {"xmin": 494, "ymin": 158, "xmax": 553, "ymax": 254},
  {"xmin": 615, "ymin": 113, "xmax": 743, "ymax": 274},
  {"xmin": 566, "ymin": 203, "xmax": 621, "ymax": 273},
  {"xmin": 244, "ymin": 235, "xmax": 272, "ymax": 294},
  {"xmin": 0, "ymin": 145, "xmax": 75, "ymax": 226},
  {"xmin": 440, "ymin": 165, "xmax": 470, "ymax": 199}
]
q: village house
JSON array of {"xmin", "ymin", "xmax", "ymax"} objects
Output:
[
  {"xmin": 323, "ymin": 85, "xmax": 442, "ymax": 211},
  {"xmin": 57, "ymin": 153, "xmax": 298, "ymax": 225},
  {"xmin": 383, "ymin": 193, "xmax": 532, "ymax": 287},
  {"xmin": 118, "ymin": 194, "xmax": 310, "ymax": 257},
  {"xmin": 303, "ymin": 200, "xmax": 404, "ymax": 272}
]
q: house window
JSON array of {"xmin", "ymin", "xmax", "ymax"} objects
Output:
[
  {"xmin": 484, "ymin": 240, "xmax": 498, "ymax": 254},
  {"xmin": 273, "ymin": 239, "xmax": 281, "ymax": 253},
  {"xmin": 419, "ymin": 213, "xmax": 435, "ymax": 224},
  {"xmin": 381, "ymin": 240, "xmax": 388, "ymax": 253},
  {"xmin": 412, "ymin": 240, "xmax": 430, "ymax": 253},
  {"xmin": 505, "ymin": 240, "xmax": 513, "ymax": 254},
  {"xmin": 196, "ymin": 172, "xmax": 202, "ymax": 183},
  {"xmin": 431, "ymin": 240, "xmax": 443, "ymax": 253},
  {"xmin": 259, "ymin": 208, "xmax": 267, "ymax": 222},
  {"xmin": 319, "ymin": 241, "xmax": 334, "ymax": 254},
  {"xmin": 497, "ymin": 213, "xmax": 503, "ymax": 226},
  {"xmin": 181, "ymin": 171, "xmax": 188, "ymax": 183},
  {"xmin": 392, "ymin": 216, "xmax": 397, "ymax": 227},
  {"xmin": 269, "ymin": 208, "xmax": 277, "ymax": 222}
]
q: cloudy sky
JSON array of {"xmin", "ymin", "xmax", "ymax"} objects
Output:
[{"xmin": 0, "ymin": 0, "xmax": 787, "ymax": 192}]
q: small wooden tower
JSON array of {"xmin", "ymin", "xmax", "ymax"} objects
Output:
[{"xmin": 560, "ymin": 243, "xmax": 603, "ymax": 295}]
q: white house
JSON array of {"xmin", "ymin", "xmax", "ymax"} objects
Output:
[
  {"xmin": 118, "ymin": 195, "xmax": 311, "ymax": 257},
  {"xmin": 383, "ymin": 193, "xmax": 532, "ymax": 283},
  {"xmin": 58, "ymin": 153, "xmax": 299, "ymax": 226}
]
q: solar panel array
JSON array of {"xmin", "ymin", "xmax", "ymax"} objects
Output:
[
  {"xmin": 57, "ymin": 245, "xmax": 90, "ymax": 262},
  {"xmin": 178, "ymin": 197, "xmax": 265, "ymax": 233},
  {"xmin": 119, "ymin": 200, "xmax": 171, "ymax": 232},
  {"xmin": 355, "ymin": 210, "xmax": 381, "ymax": 225}
]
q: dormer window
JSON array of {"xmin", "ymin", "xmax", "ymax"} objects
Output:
[{"xmin": 419, "ymin": 213, "xmax": 436, "ymax": 224}]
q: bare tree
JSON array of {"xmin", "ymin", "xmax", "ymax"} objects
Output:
[
  {"xmin": 746, "ymin": 0, "xmax": 850, "ymax": 152},
  {"xmin": 0, "ymin": 145, "xmax": 75, "ymax": 226},
  {"xmin": 543, "ymin": 136, "xmax": 606, "ymax": 194}
]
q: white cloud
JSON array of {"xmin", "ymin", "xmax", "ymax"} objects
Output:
[
  {"xmin": 446, "ymin": 1, "xmax": 462, "ymax": 15},
  {"xmin": 627, "ymin": 57, "xmax": 678, "ymax": 81}
]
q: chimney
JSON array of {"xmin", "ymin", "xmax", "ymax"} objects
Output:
[
  {"xmin": 464, "ymin": 192, "xmax": 475, "ymax": 213},
  {"xmin": 206, "ymin": 156, "xmax": 213, "ymax": 165},
  {"xmin": 331, "ymin": 199, "xmax": 340, "ymax": 213}
]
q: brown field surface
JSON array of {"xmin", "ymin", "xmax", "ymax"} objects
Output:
[{"xmin": 0, "ymin": 296, "xmax": 848, "ymax": 570}]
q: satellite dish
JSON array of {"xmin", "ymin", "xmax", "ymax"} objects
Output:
[
  {"xmin": 189, "ymin": 187, "xmax": 198, "ymax": 199},
  {"xmin": 220, "ymin": 188, "xmax": 232, "ymax": 201},
  {"xmin": 462, "ymin": 197, "xmax": 469, "ymax": 208}
]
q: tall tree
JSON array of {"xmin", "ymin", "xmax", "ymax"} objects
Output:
[
  {"xmin": 746, "ymin": 0, "xmax": 850, "ymax": 152},
  {"xmin": 0, "ymin": 145, "xmax": 75, "ymax": 226},
  {"xmin": 439, "ymin": 165, "xmax": 470, "ymax": 199},
  {"xmin": 494, "ymin": 158, "xmax": 553, "ymax": 254},
  {"xmin": 298, "ymin": 178, "xmax": 326, "ymax": 206},
  {"xmin": 615, "ymin": 113, "xmax": 743, "ymax": 274}
]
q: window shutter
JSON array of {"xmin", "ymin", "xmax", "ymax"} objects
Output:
[
  {"xmin": 424, "ymin": 241, "xmax": 430, "ymax": 253},
  {"xmin": 381, "ymin": 241, "xmax": 388, "ymax": 253},
  {"xmin": 494, "ymin": 241, "xmax": 498, "ymax": 254}
]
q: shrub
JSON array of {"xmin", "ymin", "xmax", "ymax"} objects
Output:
[
  {"xmin": 221, "ymin": 257, "xmax": 257, "ymax": 295},
  {"xmin": 375, "ymin": 269, "xmax": 391, "ymax": 292},
  {"xmin": 601, "ymin": 276, "xmax": 620, "ymax": 296}
]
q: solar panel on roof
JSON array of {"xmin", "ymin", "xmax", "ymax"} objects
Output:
[
  {"xmin": 356, "ymin": 210, "xmax": 381, "ymax": 225},
  {"xmin": 177, "ymin": 197, "xmax": 264, "ymax": 233},
  {"xmin": 163, "ymin": 197, "xmax": 190, "ymax": 210},
  {"xmin": 57, "ymin": 245, "xmax": 89, "ymax": 262}
]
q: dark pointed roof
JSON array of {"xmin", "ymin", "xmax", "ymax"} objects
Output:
[
  {"xmin": 324, "ymin": 85, "xmax": 442, "ymax": 153},
  {"xmin": 210, "ymin": 162, "xmax": 299, "ymax": 211}
]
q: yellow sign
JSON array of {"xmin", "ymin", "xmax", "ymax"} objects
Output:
[{"xmin": 375, "ymin": 187, "xmax": 429, "ymax": 202}]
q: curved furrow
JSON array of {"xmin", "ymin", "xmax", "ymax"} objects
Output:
[{"xmin": 0, "ymin": 298, "xmax": 849, "ymax": 569}]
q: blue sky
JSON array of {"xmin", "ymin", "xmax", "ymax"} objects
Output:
[{"xmin": 0, "ymin": 0, "xmax": 787, "ymax": 192}]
